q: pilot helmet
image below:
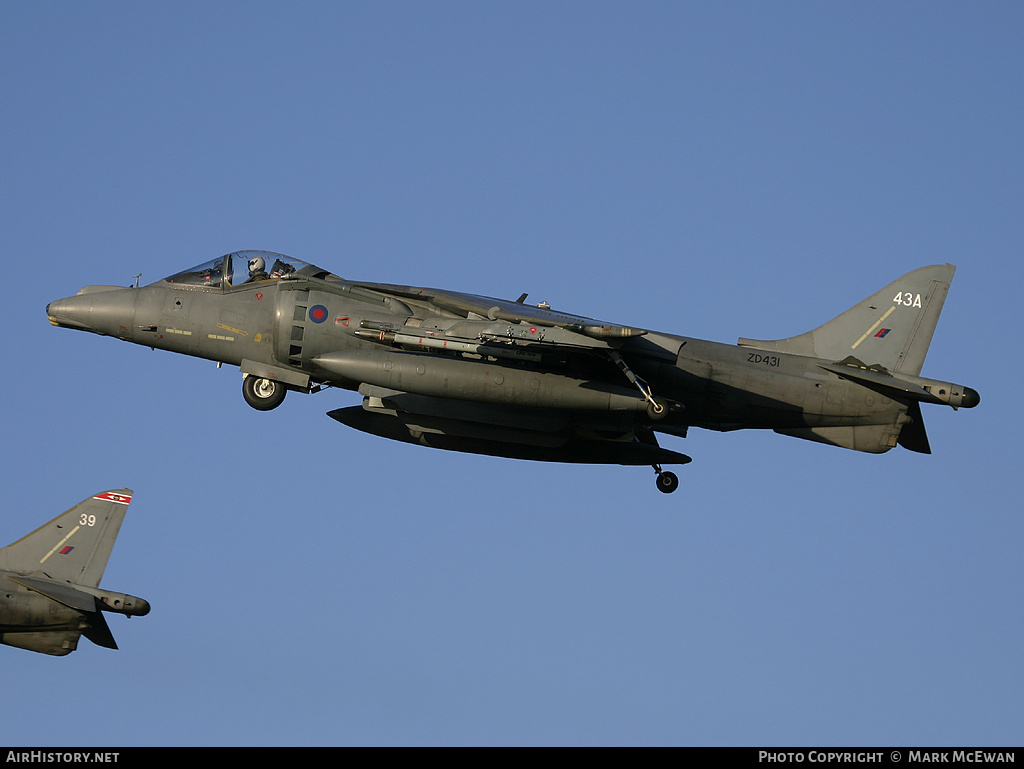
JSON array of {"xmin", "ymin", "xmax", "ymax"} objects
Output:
[{"xmin": 248, "ymin": 257, "xmax": 266, "ymax": 275}]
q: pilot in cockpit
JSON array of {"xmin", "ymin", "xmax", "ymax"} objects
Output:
[{"xmin": 244, "ymin": 256, "xmax": 272, "ymax": 283}]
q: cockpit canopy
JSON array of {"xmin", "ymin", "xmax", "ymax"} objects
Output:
[{"xmin": 160, "ymin": 251, "xmax": 337, "ymax": 288}]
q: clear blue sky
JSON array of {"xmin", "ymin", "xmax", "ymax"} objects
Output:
[{"xmin": 2, "ymin": 2, "xmax": 1020, "ymax": 747}]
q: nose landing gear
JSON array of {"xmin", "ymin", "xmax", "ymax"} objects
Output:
[{"xmin": 242, "ymin": 375, "xmax": 287, "ymax": 411}]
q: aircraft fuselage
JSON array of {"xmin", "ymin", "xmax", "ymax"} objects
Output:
[{"xmin": 47, "ymin": 252, "xmax": 979, "ymax": 491}]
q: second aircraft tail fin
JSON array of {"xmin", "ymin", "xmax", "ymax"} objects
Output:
[
  {"xmin": 739, "ymin": 264, "xmax": 956, "ymax": 375},
  {"xmin": 0, "ymin": 489, "xmax": 133, "ymax": 586}
]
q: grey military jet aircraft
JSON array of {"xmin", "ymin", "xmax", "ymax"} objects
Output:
[
  {"xmin": 0, "ymin": 489, "xmax": 149, "ymax": 655},
  {"xmin": 47, "ymin": 252, "xmax": 978, "ymax": 493}
]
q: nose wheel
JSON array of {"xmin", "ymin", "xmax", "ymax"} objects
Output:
[
  {"xmin": 653, "ymin": 465, "xmax": 679, "ymax": 494},
  {"xmin": 242, "ymin": 375, "xmax": 287, "ymax": 411}
]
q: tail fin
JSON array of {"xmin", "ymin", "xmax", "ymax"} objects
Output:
[
  {"xmin": 739, "ymin": 264, "xmax": 955, "ymax": 375},
  {"xmin": 0, "ymin": 489, "xmax": 133, "ymax": 586}
]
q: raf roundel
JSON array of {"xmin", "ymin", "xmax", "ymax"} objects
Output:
[{"xmin": 309, "ymin": 305, "xmax": 329, "ymax": 323}]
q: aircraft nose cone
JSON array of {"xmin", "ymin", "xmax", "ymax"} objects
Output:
[
  {"xmin": 961, "ymin": 387, "xmax": 981, "ymax": 409},
  {"xmin": 46, "ymin": 296, "xmax": 92, "ymax": 330},
  {"xmin": 47, "ymin": 287, "xmax": 138, "ymax": 338}
]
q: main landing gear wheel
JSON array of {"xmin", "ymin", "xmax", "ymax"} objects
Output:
[
  {"xmin": 242, "ymin": 375, "xmax": 287, "ymax": 411},
  {"xmin": 653, "ymin": 465, "xmax": 679, "ymax": 494}
]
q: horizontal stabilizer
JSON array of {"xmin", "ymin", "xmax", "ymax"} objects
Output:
[
  {"xmin": 815, "ymin": 362, "xmax": 945, "ymax": 404},
  {"xmin": 8, "ymin": 576, "xmax": 100, "ymax": 614}
]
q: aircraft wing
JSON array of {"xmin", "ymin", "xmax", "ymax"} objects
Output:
[
  {"xmin": 351, "ymin": 282, "xmax": 649, "ymax": 341},
  {"xmin": 328, "ymin": 281, "xmax": 686, "ymax": 368},
  {"xmin": 310, "ymin": 279, "xmax": 692, "ymax": 470}
]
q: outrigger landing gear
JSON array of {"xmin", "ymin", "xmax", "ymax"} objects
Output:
[
  {"xmin": 608, "ymin": 351, "xmax": 672, "ymax": 421},
  {"xmin": 653, "ymin": 464, "xmax": 679, "ymax": 494}
]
